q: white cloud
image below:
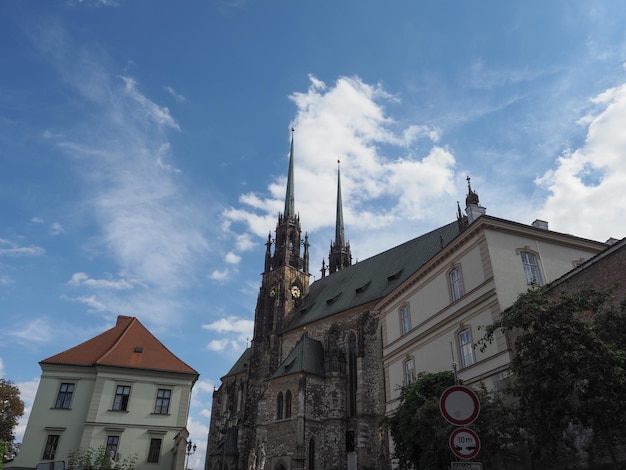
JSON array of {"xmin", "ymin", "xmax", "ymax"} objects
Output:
[
  {"xmin": 31, "ymin": 217, "xmax": 44, "ymax": 224},
  {"xmin": 221, "ymin": 75, "xmax": 458, "ymax": 267},
  {"xmin": 0, "ymin": 239, "xmax": 45, "ymax": 257},
  {"xmin": 14, "ymin": 378, "xmax": 40, "ymax": 443},
  {"xmin": 62, "ymin": 294, "xmax": 108, "ymax": 312},
  {"xmin": 225, "ymin": 252, "xmax": 241, "ymax": 264},
  {"xmin": 536, "ymin": 82, "xmax": 626, "ymax": 241},
  {"xmin": 9, "ymin": 318, "xmax": 55, "ymax": 345},
  {"xmin": 67, "ymin": 272, "xmax": 135, "ymax": 290},
  {"xmin": 49, "ymin": 222, "xmax": 65, "ymax": 235},
  {"xmin": 209, "ymin": 269, "xmax": 229, "ymax": 281},
  {"xmin": 203, "ymin": 316, "xmax": 253, "ymax": 353},
  {"xmin": 164, "ymin": 85, "xmax": 187, "ymax": 103}
]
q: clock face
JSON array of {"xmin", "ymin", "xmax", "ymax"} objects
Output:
[{"xmin": 291, "ymin": 285, "xmax": 301, "ymax": 299}]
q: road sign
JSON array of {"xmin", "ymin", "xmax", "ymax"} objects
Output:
[
  {"xmin": 451, "ymin": 462, "xmax": 482, "ymax": 470},
  {"xmin": 440, "ymin": 385, "xmax": 480, "ymax": 426},
  {"xmin": 449, "ymin": 427, "xmax": 481, "ymax": 460}
]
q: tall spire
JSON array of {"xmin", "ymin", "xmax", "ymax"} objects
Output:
[
  {"xmin": 283, "ymin": 128, "xmax": 296, "ymax": 220},
  {"xmin": 328, "ymin": 159, "xmax": 352, "ymax": 275},
  {"xmin": 335, "ymin": 160, "xmax": 345, "ymax": 247}
]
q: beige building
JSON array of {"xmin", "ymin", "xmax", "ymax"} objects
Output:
[
  {"xmin": 380, "ymin": 184, "xmax": 608, "ymax": 420},
  {"xmin": 9, "ymin": 315, "xmax": 199, "ymax": 470}
]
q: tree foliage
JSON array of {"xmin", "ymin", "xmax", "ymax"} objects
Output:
[
  {"xmin": 67, "ymin": 447, "xmax": 137, "ymax": 470},
  {"xmin": 0, "ymin": 379, "xmax": 24, "ymax": 445},
  {"xmin": 387, "ymin": 371, "xmax": 521, "ymax": 470},
  {"xmin": 479, "ymin": 286, "xmax": 626, "ymax": 467}
]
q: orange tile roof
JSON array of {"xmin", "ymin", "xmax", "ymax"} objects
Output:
[{"xmin": 41, "ymin": 316, "xmax": 198, "ymax": 377}]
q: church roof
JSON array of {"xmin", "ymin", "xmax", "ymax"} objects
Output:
[
  {"xmin": 270, "ymin": 334, "xmax": 325, "ymax": 379},
  {"xmin": 288, "ymin": 220, "xmax": 461, "ymax": 330},
  {"xmin": 223, "ymin": 347, "xmax": 252, "ymax": 378},
  {"xmin": 41, "ymin": 315, "xmax": 198, "ymax": 377}
]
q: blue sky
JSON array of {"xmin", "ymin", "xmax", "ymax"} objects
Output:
[{"xmin": 2, "ymin": 1, "xmax": 626, "ymax": 468}]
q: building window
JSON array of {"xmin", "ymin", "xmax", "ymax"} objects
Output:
[
  {"xmin": 112, "ymin": 385, "xmax": 131, "ymax": 411},
  {"xmin": 42, "ymin": 434, "xmax": 60, "ymax": 459},
  {"xmin": 147, "ymin": 438, "xmax": 162, "ymax": 463},
  {"xmin": 521, "ymin": 251, "xmax": 543, "ymax": 286},
  {"xmin": 276, "ymin": 392, "xmax": 284, "ymax": 420},
  {"xmin": 347, "ymin": 333, "xmax": 358, "ymax": 417},
  {"xmin": 399, "ymin": 305, "xmax": 411, "ymax": 335},
  {"xmin": 106, "ymin": 435, "xmax": 120, "ymax": 459},
  {"xmin": 458, "ymin": 329, "xmax": 475, "ymax": 368},
  {"xmin": 154, "ymin": 389, "xmax": 171, "ymax": 414},
  {"xmin": 449, "ymin": 267, "xmax": 464, "ymax": 301},
  {"xmin": 404, "ymin": 358, "xmax": 416, "ymax": 386},
  {"xmin": 308, "ymin": 437, "xmax": 316, "ymax": 470},
  {"xmin": 284, "ymin": 390, "xmax": 292, "ymax": 418},
  {"xmin": 55, "ymin": 383, "xmax": 75, "ymax": 409}
]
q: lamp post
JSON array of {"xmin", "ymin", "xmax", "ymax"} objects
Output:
[{"xmin": 185, "ymin": 440, "xmax": 197, "ymax": 470}]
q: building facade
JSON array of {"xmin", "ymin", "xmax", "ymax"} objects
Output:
[
  {"xmin": 205, "ymin": 133, "xmax": 610, "ymax": 470},
  {"xmin": 9, "ymin": 315, "xmax": 199, "ymax": 470}
]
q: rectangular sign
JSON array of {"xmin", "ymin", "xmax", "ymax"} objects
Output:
[{"xmin": 451, "ymin": 463, "xmax": 482, "ymax": 470}]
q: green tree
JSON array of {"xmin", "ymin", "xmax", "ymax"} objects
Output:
[
  {"xmin": 479, "ymin": 286, "xmax": 626, "ymax": 468},
  {"xmin": 387, "ymin": 371, "xmax": 521, "ymax": 470},
  {"xmin": 0, "ymin": 379, "xmax": 24, "ymax": 449}
]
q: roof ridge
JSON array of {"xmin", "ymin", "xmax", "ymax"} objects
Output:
[{"xmin": 96, "ymin": 316, "xmax": 136, "ymax": 365}]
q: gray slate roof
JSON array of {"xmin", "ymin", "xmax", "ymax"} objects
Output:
[
  {"xmin": 287, "ymin": 220, "xmax": 461, "ymax": 330},
  {"xmin": 270, "ymin": 334, "xmax": 325, "ymax": 379}
]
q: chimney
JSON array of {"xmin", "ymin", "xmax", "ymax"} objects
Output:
[{"xmin": 531, "ymin": 219, "xmax": 549, "ymax": 230}]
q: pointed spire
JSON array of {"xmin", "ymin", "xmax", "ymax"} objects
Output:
[
  {"xmin": 335, "ymin": 160, "xmax": 345, "ymax": 247},
  {"xmin": 283, "ymin": 128, "xmax": 296, "ymax": 220},
  {"xmin": 328, "ymin": 159, "xmax": 352, "ymax": 274}
]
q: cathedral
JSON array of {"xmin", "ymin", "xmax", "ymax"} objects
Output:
[
  {"xmin": 204, "ymin": 131, "xmax": 460, "ymax": 470},
  {"xmin": 204, "ymin": 130, "xmax": 608, "ymax": 470}
]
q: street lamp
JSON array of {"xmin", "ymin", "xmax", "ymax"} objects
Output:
[{"xmin": 185, "ymin": 440, "xmax": 197, "ymax": 470}]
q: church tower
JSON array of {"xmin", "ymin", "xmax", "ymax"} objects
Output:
[
  {"xmin": 327, "ymin": 160, "xmax": 352, "ymax": 275},
  {"xmin": 252, "ymin": 128, "xmax": 310, "ymax": 377}
]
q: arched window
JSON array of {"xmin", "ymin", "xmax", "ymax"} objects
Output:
[
  {"xmin": 284, "ymin": 390, "xmax": 292, "ymax": 418},
  {"xmin": 276, "ymin": 391, "xmax": 284, "ymax": 420},
  {"xmin": 347, "ymin": 332, "xmax": 358, "ymax": 417},
  {"xmin": 308, "ymin": 437, "xmax": 316, "ymax": 470}
]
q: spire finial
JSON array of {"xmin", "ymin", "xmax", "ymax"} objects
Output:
[
  {"xmin": 283, "ymin": 128, "xmax": 296, "ymax": 219},
  {"xmin": 335, "ymin": 158, "xmax": 345, "ymax": 247}
]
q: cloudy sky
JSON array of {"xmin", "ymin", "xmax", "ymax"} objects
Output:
[{"xmin": 1, "ymin": 1, "xmax": 626, "ymax": 468}]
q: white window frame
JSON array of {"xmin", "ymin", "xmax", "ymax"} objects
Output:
[
  {"xmin": 520, "ymin": 251, "xmax": 544, "ymax": 286},
  {"xmin": 399, "ymin": 304, "xmax": 411, "ymax": 335},
  {"xmin": 403, "ymin": 357, "xmax": 416, "ymax": 386},
  {"xmin": 458, "ymin": 328, "xmax": 475, "ymax": 368},
  {"xmin": 449, "ymin": 266, "xmax": 464, "ymax": 302}
]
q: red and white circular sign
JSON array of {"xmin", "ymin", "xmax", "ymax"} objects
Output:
[
  {"xmin": 449, "ymin": 427, "xmax": 481, "ymax": 460},
  {"xmin": 439, "ymin": 385, "xmax": 480, "ymax": 426}
]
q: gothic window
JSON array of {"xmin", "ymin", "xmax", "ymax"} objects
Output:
[
  {"xmin": 54, "ymin": 382, "xmax": 74, "ymax": 409},
  {"xmin": 520, "ymin": 251, "xmax": 544, "ymax": 286},
  {"xmin": 276, "ymin": 392, "xmax": 284, "ymax": 420},
  {"xmin": 309, "ymin": 437, "xmax": 316, "ymax": 470},
  {"xmin": 458, "ymin": 329, "xmax": 475, "ymax": 368},
  {"xmin": 449, "ymin": 266, "xmax": 464, "ymax": 302},
  {"xmin": 284, "ymin": 389, "xmax": 292, "ymax": 418},
  {"xmin": 399, "ymin": 304, "xmax": 411, "ymax": 335},
  {"xmin": 347, "ymin": 332, "xmax": 358, "ymax": 417}
]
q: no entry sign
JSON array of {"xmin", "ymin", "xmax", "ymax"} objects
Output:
[{"xmin": 439, "ymin": 385, "xmax": 480, "ymax": 426}]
